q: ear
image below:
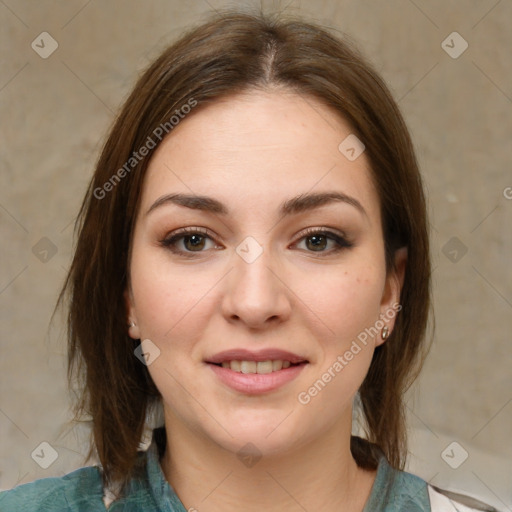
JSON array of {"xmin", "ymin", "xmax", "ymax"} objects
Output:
[
  {"xmin": 376, "ymin": 247, "xmax": 407, "ymax": 347},
  {"xmin": 124, "ymin": 287, "xmax": 140, "ymax": 340}
]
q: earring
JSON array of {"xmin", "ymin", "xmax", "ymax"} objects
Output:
[
  {"xmin": 381, "ymin": 326, "xmax": 389, "ymax": 340},
  {"xmin": 129, "ymin": 322, "xmax": 136, "ymax": 328}
]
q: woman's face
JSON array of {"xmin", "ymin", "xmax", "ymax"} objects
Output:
[{"xmin": 127, "ymin": 89, "xmax": 404, "ymax": 457}]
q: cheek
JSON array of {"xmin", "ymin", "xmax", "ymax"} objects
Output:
[
  {"xmin": 293, "ymin": 262, "xmax": 385, "ymax": 343},
  {"xmin": 129, "ymin": 251, "xmax": 212, "ymax": 400},
  {"xmin": 129, "ymin": 247, "xmax": 213, "ymax": 344},
  {"xmin": 294, "ymin": 266, "xmax": 384, "ymax": 418}
]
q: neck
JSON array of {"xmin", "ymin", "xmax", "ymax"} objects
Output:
[{"xmin": 160, "ymin": 412, "xmax": 376, "ymax": 512}]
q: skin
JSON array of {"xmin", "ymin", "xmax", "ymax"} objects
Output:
[{"xmin": 126, "ymin": 88, "xmax": 406, "ymax": 511}]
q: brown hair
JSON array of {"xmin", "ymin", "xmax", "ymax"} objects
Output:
[{"xmin": 60, "ymin": 10, "xmax": 431, "ymax": 490}]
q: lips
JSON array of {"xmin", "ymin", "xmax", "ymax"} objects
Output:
[{"xmin": 205, "ymin": 349, "xmax": 309, "ymax": 394}]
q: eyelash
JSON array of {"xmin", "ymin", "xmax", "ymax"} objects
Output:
[{"xmin": 159, "ymin": 226, "xmax": 353, "ymax": 258}]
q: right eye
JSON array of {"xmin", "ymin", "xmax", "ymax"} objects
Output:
[{"xmin": 159, "ymin": 227, "xmax": 221, "ymax": 257}]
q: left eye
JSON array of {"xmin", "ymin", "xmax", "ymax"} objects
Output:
[{"xmin": 294, "ymin": 230, "xmax": 352, "ymax": 253}]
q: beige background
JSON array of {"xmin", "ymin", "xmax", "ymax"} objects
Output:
[{"xmin": 1, "ymin": 0, "xmax": 511, "ymax": 509}]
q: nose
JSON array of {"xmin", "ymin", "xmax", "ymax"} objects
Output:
[{"xmin": 221, "ymin": 246, "xmax": 292, "ymax": 329}]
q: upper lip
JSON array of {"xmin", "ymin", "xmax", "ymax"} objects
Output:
[{"xmin": 206, "ymin": 349, "xmax": 308, "ymax": 365}]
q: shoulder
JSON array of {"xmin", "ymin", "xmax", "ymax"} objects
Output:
[
  {"xmin": 0, "ymin": 465, "xmax": 106, "ymax": 512},
  {"xmin": 366, "ymin": 455, "xmax": 495, "ymax": 512},
  {"xmin": 388, "ymin": 468, "xmax": 432, "ymax": 511},
  {"xmin": 0, "ymin": 435, "xmax": 177, "ymax": 512},
  {"xmin": 364, "ymin": 455, "xmax": 431, "ymax": 511}
]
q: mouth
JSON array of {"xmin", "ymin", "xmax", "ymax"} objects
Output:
[
  {"xmin": 205, "ymin": 349, "xmax": 309, "ymax": 394},
  {"xmin": 209, "ymin": 359, "xmax": 306, "ymax": 374}
]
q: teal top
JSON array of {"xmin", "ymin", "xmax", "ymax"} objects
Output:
[{"xmin": 0, "ymin": 429, "xmax": 432, "ymax": 511}]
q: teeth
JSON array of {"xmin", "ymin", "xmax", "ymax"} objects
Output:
[
  {"xmin": 219, "ymin": 360, "xmax": 298, "ymax": 374},
  {"xmin": 241, "ymin": 361, "xmax": 257, "ymax": 374},
  {"xmin": 272, "ymin": 360, "xmax": 283, "ymax": 371},
  {"xmin": 256, "ymin": 361, "xmax": 273, "ymax": 374},
  {"xmin": 230, "ymin": 360, "xmax": 241, "ymax": 372}
]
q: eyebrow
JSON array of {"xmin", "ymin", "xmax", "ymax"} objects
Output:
[{"xmin": 146, "ymin": 191, "xmax": 367, "ymax": 218}]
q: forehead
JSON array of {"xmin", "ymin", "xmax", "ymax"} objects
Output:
[{"xmin": 141, "ymin": 89, "xmax": 380, "ymax": 222}]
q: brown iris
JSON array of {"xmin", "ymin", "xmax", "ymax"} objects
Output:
[{"xmin": 306, "ymin": 234, "xmax": 328, "ymax": 251}]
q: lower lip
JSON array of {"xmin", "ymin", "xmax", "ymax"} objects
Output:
[{"xmin": 208, "ymin": 363, "xmax": 307, "ymax": 394}]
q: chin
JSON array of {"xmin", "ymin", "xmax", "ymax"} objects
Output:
[{"xmin": 201, "ymin": 411, "xmax": 308, "ymax": 458}]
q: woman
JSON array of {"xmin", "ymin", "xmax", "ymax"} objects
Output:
[{"xmin": 0, "ymin": 11, "xmax": 486, "ymax": 512}]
